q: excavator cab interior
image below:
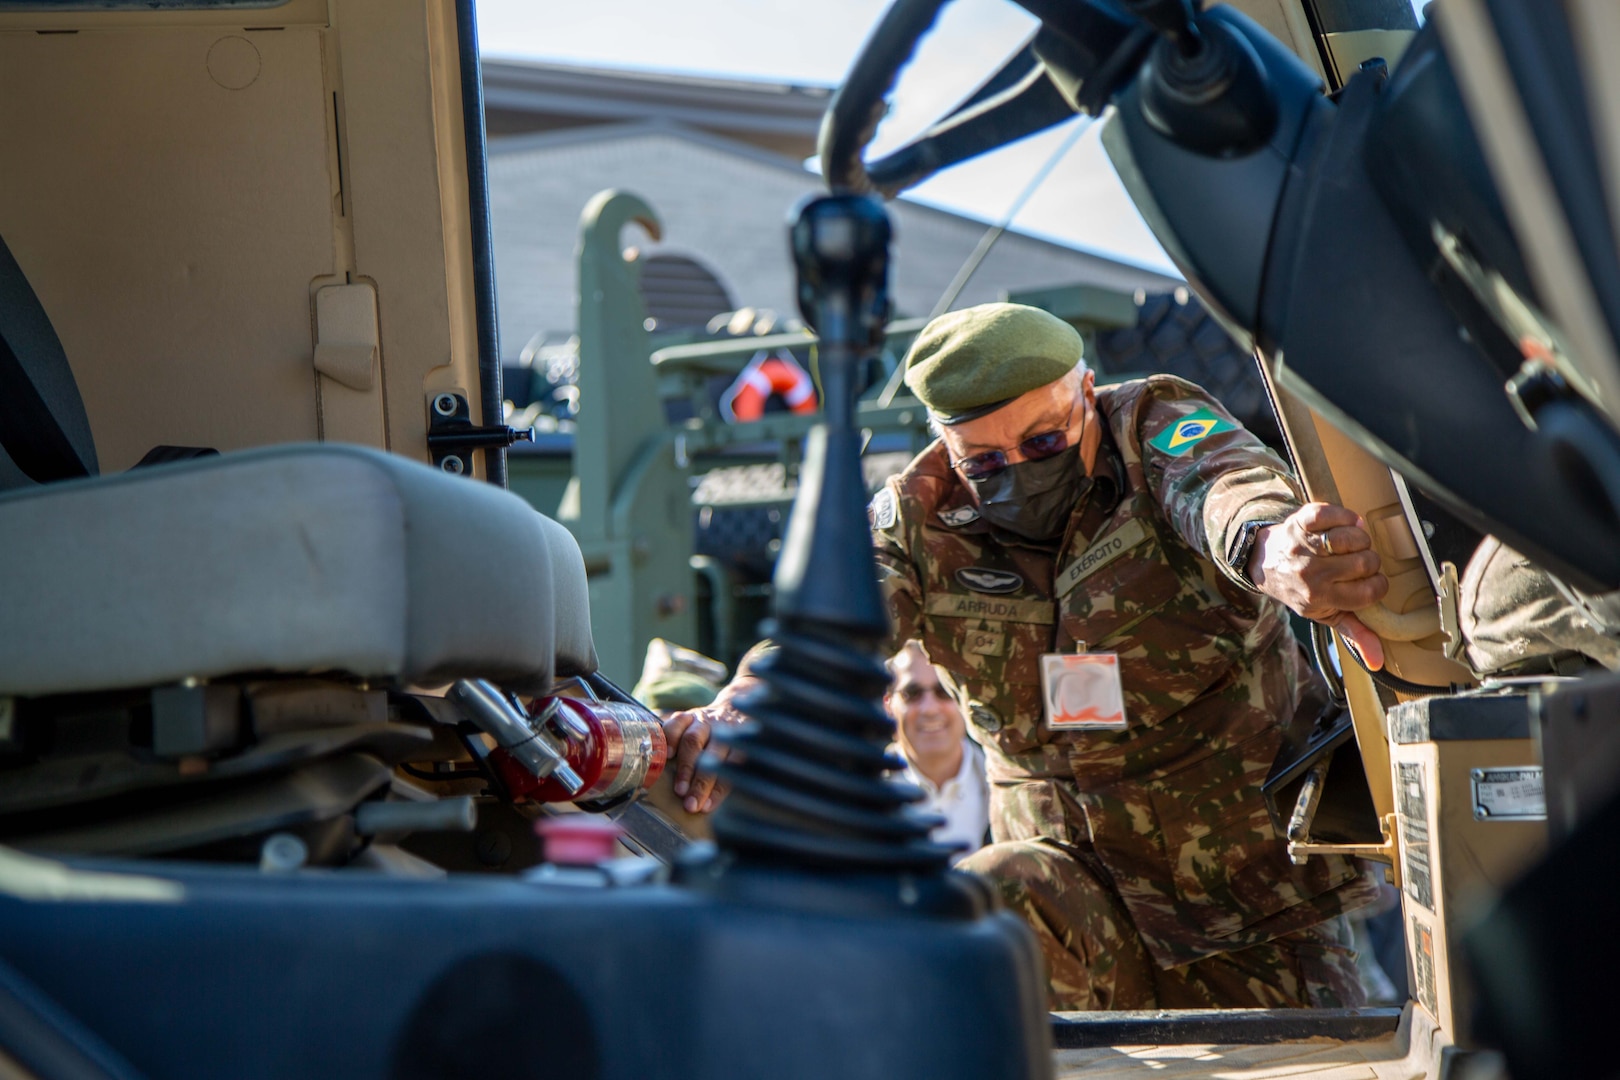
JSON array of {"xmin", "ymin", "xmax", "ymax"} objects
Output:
[{"xmin": 0, "ymin": 4, "xmax": 1045, "ymax": 1078}]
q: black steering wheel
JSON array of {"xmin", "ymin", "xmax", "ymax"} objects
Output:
[{"xmin": 820, "ymin": 0, "xmax": 1155, "ymax": 197}]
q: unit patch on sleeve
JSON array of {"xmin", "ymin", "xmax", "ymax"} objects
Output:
[
  {"xmin": 1147, "ymin": 408, "xmax": 1235, "ymax": 456},
  {"xmin": 869, "ymin": 487, "xmax": 897, "ymax": 529}
]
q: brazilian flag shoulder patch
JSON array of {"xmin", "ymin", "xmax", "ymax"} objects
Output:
[{"xmin": 1147, "ymin": 408, "xmax": 1235, "ymax": 456}]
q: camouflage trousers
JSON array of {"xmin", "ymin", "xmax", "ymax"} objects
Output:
[{"xmin": 957, "ymin": 837, "xmax": 1364, "ymax": 1011}]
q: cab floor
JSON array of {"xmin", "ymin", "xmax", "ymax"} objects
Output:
[
  {"xmin": 1055, "ymin": 1038, "xmax": 1402, "ymax": 1079},
  {"xmin": 1051, "ymin": 1005, "xmax": 1446, "ymax": 1079}
]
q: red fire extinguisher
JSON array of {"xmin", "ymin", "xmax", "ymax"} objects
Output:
[{"xmin": 489, "ymin": 696, "xmax": 668, "ymax": 805}]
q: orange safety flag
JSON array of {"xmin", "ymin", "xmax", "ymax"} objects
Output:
[{"xmin": 720, "ymin": 349, "xmax": 818, "ymax": 423}]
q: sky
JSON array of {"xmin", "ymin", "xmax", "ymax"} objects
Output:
[{"xmin": 474, "ymin": 0, "xmax": 1181, "ymax": 275}]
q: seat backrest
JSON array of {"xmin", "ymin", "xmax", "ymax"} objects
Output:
[{"xmin": 0, "ymin": 234, "xmax": 97, "ymax": 485}]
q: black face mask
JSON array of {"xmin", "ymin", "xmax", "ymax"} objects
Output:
[{"xmin": 966, "ymin": 445, "xmax": 1087, "ymax": 541}]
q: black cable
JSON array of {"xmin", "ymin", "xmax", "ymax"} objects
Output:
[
  {"xmin": 397, "ymin": 723, "xmax": 504, "ymax": 786},
  {"xmin": 1309, "ymin": 621, "xmax": 1348, "ymax": 710},
  {"xmin": 574, "ymin": 791, "xmax": 635, "ymax": 815},
  {"xmin": 581, "ymin": 671, "xmax": 650, "ymax": 711},
  {"xmin": 1364, "ymin": 664, "xmax": 1455, "ymax": 697},
  {"xmin": 1335, "ymin": 627, "xmax": 1457, "ymax": 696},
  {"xmin": 401, "ymin": 763, "xmax": 487, "ymax": 783}
]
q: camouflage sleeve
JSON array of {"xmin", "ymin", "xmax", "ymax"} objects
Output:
[
  {"xmin": 1136, "ymin": 376, "xmax": 1303, "ymax": 589},
  {"xmin": 869, "ymin": 481, "xmax": 924, "ymax": 655}
]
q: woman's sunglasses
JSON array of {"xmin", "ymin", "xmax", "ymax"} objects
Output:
[{"xmin": 951, "ymin": 402, "xmax": 1081, "ymax": 480}]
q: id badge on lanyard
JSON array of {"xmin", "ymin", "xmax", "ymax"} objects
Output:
[
  {"xmin": 1044, "ymin": 514, "xmax": 1143, "ymax": 732},
  {"xmin": 1040, "ymin": 650, "xmax": 1127, "ymax": 731}
]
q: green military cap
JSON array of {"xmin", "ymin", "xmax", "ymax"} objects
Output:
[
  {"xmin": 633, "ymin": 671, "xmax": 719, "ymax": 712},
  {"xmin": 903, "ymin": 302, "xmax": 1083, "ymax": 424}
]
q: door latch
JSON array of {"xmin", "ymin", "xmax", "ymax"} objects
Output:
[{"xmin": 426, "ymin": 392, "xmax": 533, "ymax": 475}]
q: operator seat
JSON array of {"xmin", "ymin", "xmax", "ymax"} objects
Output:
[
  {"xmin": 0, "ymin": 445, "xmax": 597, "ymax": 697},
  {"xmin": 0, "ymin": 235, "xmax": 596, "ymax": 697}
]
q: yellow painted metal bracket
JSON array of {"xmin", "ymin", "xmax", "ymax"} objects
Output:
[{"xmin": 1289, "ymin": 812, "xmax": 1402, "ymax": 888}]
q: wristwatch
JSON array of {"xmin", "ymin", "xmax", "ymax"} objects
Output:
[{"xmin": 1227, "ymin": 519, "xmax": 1281, "ymax": 588}]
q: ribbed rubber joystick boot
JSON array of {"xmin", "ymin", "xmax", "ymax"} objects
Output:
[
  {"xmin": 712, "ymin": 620, "xmax": 954, "ymax": 870},
  {"xmin": 708, "ymin": 193, "xmax": 955, "ymax": 874}
]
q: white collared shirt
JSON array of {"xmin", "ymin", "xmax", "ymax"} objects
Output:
[{"xmin": 901, "ymin": 739, "xmax": 989, "ymax": 864}]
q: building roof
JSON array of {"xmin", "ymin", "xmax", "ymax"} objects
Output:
[
  {"xmin": 486, "ymin": 119, "xmax": 1182, "ymax": 358},
  {"xmin": 482, "ymin": 58, "xmax": 831, "ymax": 158}
]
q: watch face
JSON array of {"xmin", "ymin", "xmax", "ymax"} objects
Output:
[
  {"xmin": 1229, "ymin": 520, "xmax": 1277, "ymax": 582},
  {"xmin": 1228, "ymin": 522, "xmax": 1255, "ymax": 563}
]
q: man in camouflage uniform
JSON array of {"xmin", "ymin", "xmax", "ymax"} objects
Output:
[{"xmin": 666, "ymin": 303, "xmax": 1388, "ymax": 1010}]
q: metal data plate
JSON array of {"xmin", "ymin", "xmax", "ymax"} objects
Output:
[{"xmin": 1471, "ymin": 767, "xmax": 1546, "ymax": 822}]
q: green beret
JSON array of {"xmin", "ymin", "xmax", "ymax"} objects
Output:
[
  {"xmin": 903, "ymin": 303, "xmax": 1082, "ymax": 424},
  {"xmin": 633, "ymin": 671, "xmax": 718, "ymax": 711}
]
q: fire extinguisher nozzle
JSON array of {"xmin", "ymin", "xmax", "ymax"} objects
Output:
[{"xmin": 552, "ymin": 761, "xmax": 586, "ymax": 796}]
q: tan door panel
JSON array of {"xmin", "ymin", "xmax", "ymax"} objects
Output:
[
  {"xmin": 335, "ymin": 0, "xmax": 487, "ymax": 471},
  {"xmin": 0, "ymin": 26, "xmax": 335, "ymax": 470}
]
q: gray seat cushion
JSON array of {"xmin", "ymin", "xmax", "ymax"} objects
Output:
[{"xmin": 0, "ymin": 444, "xmax": 596, "ymax": 696}]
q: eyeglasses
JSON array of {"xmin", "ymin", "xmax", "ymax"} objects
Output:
[
  {"xmin": 950, "ymin": 400, "xmax": 1081, "ymax": 480},
  {"xmin": 897, "ymin": 683, "xmax": 953, "ymax": 704}
]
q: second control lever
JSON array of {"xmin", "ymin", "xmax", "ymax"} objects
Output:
[{"xmin": 1124, "ymin": 0, "xmax": 1279, "ymax": 156}]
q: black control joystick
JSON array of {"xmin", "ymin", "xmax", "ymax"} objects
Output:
[
  {"xmin": 779, "ymin": 195, "xmax": 893, "ymax": 635},
  {"xmin": 1124, "ymin": 0, "xmax": 1279, "ymax": 156},
  {"xmin": 703, "ymin": 195, "xmax": 956, "ymax": 880},
  {"xmin": 1126, "ymin": 0, "xmax": 1203, "ymax": 58}
]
